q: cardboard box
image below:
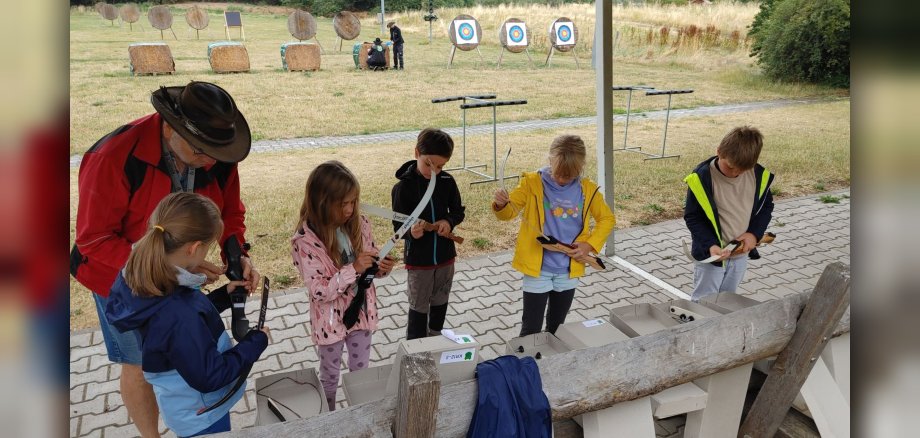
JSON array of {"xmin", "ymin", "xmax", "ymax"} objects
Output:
[
  {"xmin": 254, "ymin": 368, "xmax": 327, "ymax": 426},
  {"xmin": 342, "ymin": 364, "xmax": 391, "ymax": 407},
  {"xmin": 554, "ymin": 318, "xmax": 631, "ymax": 350},
  {"xmin": 609, "ymin": 303, "xmax": 678, "ymax": 337},
  {"xmin": 385, "ymin": 335, "xmax": 480, "ymax": 394},
  {"xmin": 699, "ymin": 292, "xmax": 761, "ymax": 314},
  {"xmin": 505, "ymin": 332, "xmax": 570, "ymax": 359},
  {"xmin": 654, "ymin": 299, "xmax": 723, "ymax": 323}
]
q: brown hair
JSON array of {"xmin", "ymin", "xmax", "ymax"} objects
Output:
[
  {"xmin": 416, "ymin": 128, "xmax": 454, "ymax": 158},
  {"xmin": 548, "ymin": 134, "xmax": 587, "ymax": 181},
  {"xmin": 296, "ymin": 161, "xmax": 364, "ymax": 268},
  {"xmin": 387, "ymin": 21, "xmax": 396, "ymax": 28},
  {"xmin": 125, "ymin": 192, "xmax": 223, "ymax": 297},
  {"xmin": 716, "ymin": 126, "xmax": 763, "ymax": 170}
]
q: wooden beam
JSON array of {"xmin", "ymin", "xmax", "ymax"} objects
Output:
[
  {"xmin": 393, "ymin": 352, "xmax": 440, "ymax": 438},
  {"xmin": 217, "ymin": 270, "xmax": 850, "ymax": 438},
  {"xmin": 738, "ymin": 262, "xmax": 850, "ymax": 438}
]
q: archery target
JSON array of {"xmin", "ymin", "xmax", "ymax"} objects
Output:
[
  {"xmin": 454, "ymin": 19, "xmax": 479, "ymax": 45},
  {"xmin": 506, "ymin": 23, "xmax": 527, "ymax": 46},
  {"xmin": 554, "ymin": 21, "xmax": 575, "ymax": 46}
]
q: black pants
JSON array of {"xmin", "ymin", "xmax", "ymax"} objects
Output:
[
  {"xmin": 519, "ymin": 289, "xmax": 575, "ymax": 337},
  {"xmin": 393, "ymin": 43, "xmax": 404, "ymax": 69}
]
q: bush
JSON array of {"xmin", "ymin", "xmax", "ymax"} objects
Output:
[{"xmin": 749, "ymin": 0, "xmax": 850, "ymax": 88}]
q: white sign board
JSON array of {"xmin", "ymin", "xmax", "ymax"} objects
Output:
[
  {"xmin": 505, "ymin": 22, "xmax": 528, "ymax": 47},
  {"xmin": 553, "ymin": 21, "xmax": 575, "ymax": 46},
  {"xmin": 454, "ymin": 19, "xmax": 479, "ymax": 45}
]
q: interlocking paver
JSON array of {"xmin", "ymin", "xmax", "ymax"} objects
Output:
[{"xmin": 69, "ymin": 188, "xmax": 849, "ymax": 434}]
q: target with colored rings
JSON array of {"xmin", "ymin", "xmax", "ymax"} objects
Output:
[
  {"xmin": 557, "ymin": 25, "xmax": 572, "ymax": 42},
  {"xmin": 458, "ymin": 23, "xmax": 475, "ymax": 41},
  {"xmin": 509, "ymin": 25, "xmax": 524, "ymax": 43}
]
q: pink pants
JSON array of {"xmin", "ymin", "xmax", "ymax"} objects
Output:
[{"xmin": 317, "ymin": 330, "xmax": 373, "ymax": 410}]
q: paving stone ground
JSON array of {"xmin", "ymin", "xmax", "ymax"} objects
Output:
[{"xmin": 69, "ymin": 189, "xmax": 850, "ymax": 437}]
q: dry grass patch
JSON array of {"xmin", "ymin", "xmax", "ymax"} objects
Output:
[{"xmin": 69, "ymin": 100, "xmax": 849, "ymax": 330}]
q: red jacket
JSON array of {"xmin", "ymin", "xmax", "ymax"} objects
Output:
[{"xmin": 71, "ymin": 113, "xmax": 248, "ymax": 297}]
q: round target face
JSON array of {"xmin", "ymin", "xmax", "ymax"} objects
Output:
[
  {"xmin": 458, "ymin": 22, "xmax": 475, "ymax": 41},
  {"xmin": 509, "ymin": 25, "xmax": 525, "ymax": 43},
  {"xmin": 557, "ymin": 24, "xmax": 573, "ymax": 42}
]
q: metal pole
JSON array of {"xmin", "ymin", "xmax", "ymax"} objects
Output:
[
  {"xmin": 492, "ymin": 105, "xmax": 497, "ymax": 178},
  {"xmin": 380, "ymin": 0, "xmax": 385, "ymax": 37},
  {"xmin": 462, "ymin": 100, "xmax": 467, "ymax": 168},
  {"xmin": 595, "ymin": 0, "xmax": 614, "ymax": 256},
  {"xmin": 661, "ymin": 94, "xmax": 672, "ymax": 157},
  {"xmin": 623, "ymin": 88, "xmax": 633, "ymax": 149}
]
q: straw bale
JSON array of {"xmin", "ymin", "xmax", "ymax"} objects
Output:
[
  {"xmin": 283, "ymin": 43, "xmax": 321, "ymax": 71},
  {"xmin": 499, "ymin": 18, "xmax": 528, "ymax": 54},
  {"xmin": 548, "ymin": 17, "xmax": 579, "ymax": 53},
  {"xmin": 185, "ymin": 6, "xmax": 209, "ymax": 30},
  {"xmin": 101, "ymin": 4, "xmax": 117, "ymax": 21},
  {"xmin": 119, "ymin": 3, "xmax": 140, "ymax": 24},
  {"xmin": 209, "ymin": 45, "xmax": 250, "ymax": 73},
  {"xmin": 128, "ymin": 43, "xmax": 175, "ymax": 75},
  {"xmin": 356, "ymin": 42, "xmax": 390, "ymax": 70},
  {"xmin": 148, "ymin": 5, "xmax": 173, "ymax": 30},
  {"xmin": 448, "ymin": 14, "xmax": 482, "ymax": 51},
  {"xmin": 333, "ymin": 11, "xmax": 361, "ymax": 40},
  {"xmin": 288, "ymin": 10, "xmax": 317, "ymax": 41}
]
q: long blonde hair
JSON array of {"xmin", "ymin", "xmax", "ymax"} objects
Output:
[
  {"xmin": 125, "ymin": 192, "xmax": 223, "ymax": 297},
  {"xmin": 296, "ymin": 161, "xmax": 364, "ymax": 268}
]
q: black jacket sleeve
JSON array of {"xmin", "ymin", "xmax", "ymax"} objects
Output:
[
  {"xmin": 445, "ymin": 178, "xmax": 466, "ymax": 230},
  {"xmin": 747, "ymin": 189, "xmax": 774, "ymax": 240},
  {"xmin": 391, "ymin": 182, "xmax": 414, "ymax": 239},
  {"xmin": 206, "ymin": 284, "xmax": 232, "ymax": 313}
]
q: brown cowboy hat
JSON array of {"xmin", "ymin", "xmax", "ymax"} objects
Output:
[{"xmin": 151, "ymin": 81, "xmax": 251, "ymax": 163}]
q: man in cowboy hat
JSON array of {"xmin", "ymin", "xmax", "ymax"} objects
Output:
[
  {"xmin": 367, "ymin": 37, "xmax": 387, "ymax": 70},
  {"xmin": 71, "ymin": 81, "xmax": 260, "ymax": 437}
]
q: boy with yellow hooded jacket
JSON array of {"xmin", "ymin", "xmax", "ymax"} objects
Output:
[{"xmin": 493, "ymin": 135, "xmax": 615, "ymax": 336}]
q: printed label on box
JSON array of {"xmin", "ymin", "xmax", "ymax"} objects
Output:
[
  {"xmin": 440, "ymin": 348, "xmax": 476, "ymax": 364},
  {"xmin": 582, "ymin": 319, "xmax": 605, "ymax": 328},
  {"xmin": 442, "ymin": 329, "xmax": 476, "ymax": 344}
]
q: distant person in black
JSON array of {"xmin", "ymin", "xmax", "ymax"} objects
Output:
[
  {"xmin": 367, "ymin": 37, "xmax": 387, "ymax": 71},
  {"xmin": 388, "ymin": 21, "xmax": 404, "ymax": 70}
]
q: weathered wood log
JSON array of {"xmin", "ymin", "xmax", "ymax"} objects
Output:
[
  {"xmin": 738, "ymin": 262, "xmax": 850, "ymax": 437},
  {"xmin": 393, "ymin": 352, "xmax": 440, "ymax": 438},
  {"xmin": 217, "ymin": 265, "xmax": 850, "ymax": 438}
]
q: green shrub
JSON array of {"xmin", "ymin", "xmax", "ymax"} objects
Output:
[{"xmin": 750, "ymin": 0, "xmax": 850, "ymax": 88}]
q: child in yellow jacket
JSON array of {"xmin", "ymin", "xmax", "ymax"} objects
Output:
[{"xmin": 493, "ymin": 135, "xmax": 615, "ymax": 336}]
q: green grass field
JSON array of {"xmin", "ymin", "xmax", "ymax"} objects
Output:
[{"xmin": 69, "ymin": 2, "xmax": 850, "ymax": 330}]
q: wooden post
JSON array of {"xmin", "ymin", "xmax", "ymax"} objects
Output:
[
  {"xmin": 393, "ymin": 352, "xmax": 440, "ymax": 438},
  {"xmin": 738, "ymin": 262, "xmax": 850, "ymax": 438}
]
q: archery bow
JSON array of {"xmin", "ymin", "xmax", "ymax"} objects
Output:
[
  {"xmin": 360, "ymin": 203, "xmax": 464, "ymax": 244},
  {"xmin": 343, "ymin": 162, "xmax": 439, "ymax": 328}
]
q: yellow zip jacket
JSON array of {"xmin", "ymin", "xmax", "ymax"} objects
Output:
[{"xmin": 493, "ymin": 172, "xmax": 615, "ymax": 278}]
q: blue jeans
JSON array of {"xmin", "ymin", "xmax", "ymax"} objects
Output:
[
  {"xmin": 93, "ymin": 293, "xmax": 143, "ymax": 365},
  {"xmin": 690, "ymin": 256, "xmax": 748, "ymax": 302}
]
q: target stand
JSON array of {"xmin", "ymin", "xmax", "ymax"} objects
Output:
[
  {"xmin": 546, "ymin": 18, "xmax": 580, "ymax": 68},
  {"xmin": 621, "ymin": 88, "xmax": 694, "ymax": 161},
  {"xmin": 333, "ymin": 11, "xmax": 360, "ymax": 52},
  {"xmin": 148, "ymin": 5, "xmax": 177, "ymax": 40},
  {"xmin": 447, "ymin": 15, "xmax": 484, "ymax": 69},
  {"xmin": 432, "ymin": 94, "xmax": 527, "ymax": 185},
  {"xmin": 497, "ymin": 18, "xmax": 533, "ymax": 68}
]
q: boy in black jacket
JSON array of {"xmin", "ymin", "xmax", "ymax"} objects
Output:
[
  {"xmin": 392, "ymin": 128, "xmax": 465, "ymax": 339},
  {"xmin": 387, "ymin": 21, "xmax": 404, "ymax": 69},
  {"xmin": 684, "ymin": 126, "xmax": 774, "ymax": 301}
]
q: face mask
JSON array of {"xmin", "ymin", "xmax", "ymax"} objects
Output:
[{"xmin": 176, "ymin": 265, "xmax": 208, "ymax": 288}]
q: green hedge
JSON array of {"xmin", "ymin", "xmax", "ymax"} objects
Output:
[{"xmin": 749, "ymin": 0, "xmax": 850, "ymax": 88}]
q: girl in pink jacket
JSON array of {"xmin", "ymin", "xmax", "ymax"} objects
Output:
[{"xmin": 290, "ymin": 161, "xmax": 394, "ymax": 410}]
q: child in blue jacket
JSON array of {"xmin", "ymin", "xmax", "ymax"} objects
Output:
[{"xmin": 107, "ymin": 192, "xmax": 270, "ymax": 437}]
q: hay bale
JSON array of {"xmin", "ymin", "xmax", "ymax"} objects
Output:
[
  {"xmin": 354, "ymin": 42, "xmax": 391, "ymax": 70},
  {"xmin": 186, "ymin": 6, "xmax": 209, "ymax": 30},
  {"xmin": 448, "ymin": 14, "xmax": 482, "ymax": 51},
  {"xmin": 148, "ymin": 5, "xmax": 173, "ymax": 30},
  {"xmin": 208, "ymin": 42, "xmax": 250, "ymax": 73},
  {"xmin": 281, "ymin": 42, "xmax": 321, "ymax": 71},
  {"xmin": 548, "ymin": 17, "xmax": 579, "ymax": 52},
  {"xmin": 128, "ymin": 43, "xmax": 175, "ymax": 75},
  {"xmin": 119, "ymin": 3, "xmax": 140, "ymax": 24},
  {"xmin": 101, "ymin": 3, "xmax": 117, "ymax": 21},
  {"xmin": 333, "ymin": 11, "xmax": 361, "ymax": 40},
  {"xmin": 288, "ymin": 10, "xmax": 317, "ymax": 41},
  {"xmin": 499, "ymin": 18, "xmax": 529, "ymax": 54}
]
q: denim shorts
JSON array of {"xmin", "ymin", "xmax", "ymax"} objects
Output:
[
  {"xmin": 522, "ymin": 271, "xmax": 579, "ymax": 294},
  {"xmin": 93, "ymin": 293, "xmax": 143, "ymax": 365}
]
